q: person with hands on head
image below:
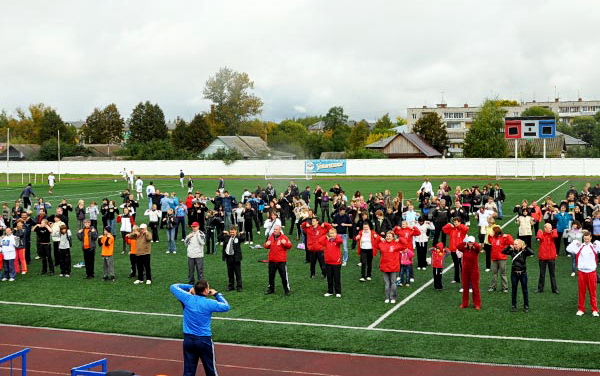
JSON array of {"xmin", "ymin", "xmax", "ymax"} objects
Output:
[
  {"xmin": 457, "ymin": 236, "xmax": 483, "ymax": 310},
  {"xmin": 376, "ymin": 231, "xmax": 404, "ymax": 303},
  {"xmin": 264, "ymin": 224, "xmax": 292, "ymax": 295},
  {"xmin": 77, "ymin": 219, "xmax": 98, "ymax": 279},
  {"xmin": 301, "ymin": 218, "xmax": 332, "ymax": 279},
  {"xmin": 488, "ymin": 225, "xmax": 514, "ymax": 293},
  {"xmin": 170, "ymin": 280, "xmax": 230, "ymax": 376},
  {"xmin": 322, "ymin": 228, "xmax": 343, "ymax": 297},
  {"xmin": 184, "ymin": 222, "xmax": 206, "ymax": 285},
  {"xmin": 442, "ymin": 217, "xmax": 470, "ymax": 286},
  {"xmin": 566, "ymin": 230, "xmax": 600, "ymax": 316},
  {"xmin": 503, "ymin": 239, "xmax": 534, "ymax": 313},
  {"xmin": 354, "ymin": 223, "xmax": 378, "ymax": 281},
  {"xmin": 535, "ymin": 223, "xmax": 559, "ymax": 294},
  {"xmin": 219, "ymin": 225, "xmax": 244, "ymax": 292},
  {"xmin": 128, "ymin": 223, "xmax": 153, "ymax": 284},
  {"xmin": 429, "ymin": 242, "xmax": 450, "ymax": 290}
]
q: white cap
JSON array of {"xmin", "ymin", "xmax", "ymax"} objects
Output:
[
  {"xmin": 139, "ymin": 224, "xmax": 147, "ymax": 229},
  {"xmin": 465, "ymin": 236, "xmax": 476, "ymax": 243}
]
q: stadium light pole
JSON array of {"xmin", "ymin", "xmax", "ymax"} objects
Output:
[
  {"xmin": 6, "ymin": 127, "xmax": 9, "ymax": 185},
  {"xmin": 57, "ymin": 130, "xmax": 61, "ymax": 182}
]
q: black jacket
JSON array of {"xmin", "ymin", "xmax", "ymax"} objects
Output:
[
  {"xmin": 502, "ymin": 246, "xmax": 534, "ymax": 272},
  {"xmin": 219, "ymin": 234, "xmax": 245, "ymax": 262}
]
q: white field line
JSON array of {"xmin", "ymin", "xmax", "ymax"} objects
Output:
[
  {"xmin": 367, "ymin": 179, "xmax": 571, "ymax": 329},
  {"xmin": 2, "ymin": 299, "xmax": 600, "ymax": 346},
  {"xmin": 3, "ymin": 324, "xmax": 600, "ymax": 373}
]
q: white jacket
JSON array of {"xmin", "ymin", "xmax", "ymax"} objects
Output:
[
  {"xmin": 185, "ymin": 230, "xmax": 206, "ymax": 258},
  {"xmin": 415, "ymin": 222, "xmax": 435, "ymax": 243},
  {"xmin": 1, "ymin": 235, "xmax": 17, "ymax": 260},
  {"xmin": 567, "ymin": 240, "xmax": 600, "ymax": 273}
]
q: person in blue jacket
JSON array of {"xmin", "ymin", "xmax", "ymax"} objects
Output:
[
  {"xmin": 554, "ymin": 204, "xmax": 573, "ymax": 256},
  {"xmin": 171, "ymin": 280, "xmax": 230, "ymax": 376}
]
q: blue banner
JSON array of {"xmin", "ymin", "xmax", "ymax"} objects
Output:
[{"xmin": 305, "ymin": 159, "xmax": 347, "ymax": 174}]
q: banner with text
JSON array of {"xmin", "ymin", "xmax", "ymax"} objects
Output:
[{"xmin": 305, "ymin": 159, "xmax": 347, "ymax": 174}]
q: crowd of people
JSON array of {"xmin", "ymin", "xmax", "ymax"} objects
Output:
[{"xmin": 2, "ymin": 175, "xmax": 600, "ymax": 316}]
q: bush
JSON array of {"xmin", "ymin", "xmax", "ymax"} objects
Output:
[
  {"xmin": 37, "ymin": 140, "xmax": 93, "ymax": 160},
  {"xmin": 117, "ymin": 140, "xmax": 193, "ymax": 160},
  {"xmin": 207, "ymin": 148, "xmax": 244, "ymax": 165},
  {"xmin": 345, "ymin": 148, "xmax": 387, "ymax": 159}
]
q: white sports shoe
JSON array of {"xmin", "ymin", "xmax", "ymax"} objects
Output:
[
  {"xmin": 459, "ymin": 288, "xmax": 464, "ymax": 293},
  {"xmin": 2, "ymin": 278, "xmax": 7, "ymax": 281},
  {"xmin": 593, "ymin": 311, "xmax": 599, "ymax": 317},
  {"xmin": 390, "ymin": 300, "xmax": 396, "ymax": 304},
  {"xmin": 134, "ymin": 280, "xmax": 142, "ymax": 284},
  {"xmin": 485, "ymin": 269, "xmax": 491, "ymax": 272},
  {"xmin": 366, "ymin": 277, "xmax": 372, "ymax": 281},
  {"xmin": 469, "ymin": 288, "xmax": 473, "ymax": 293},
  {"xmin": 571, "ymin": 272, "xmax": 576, "ymax": 277},
  {"xmin": 146, "ymin": 280, "xmax": 152, "ymax": 285},
  {"xmin": 410, "ymin": 278, "xmax": 415, "ymax": 283},
  {"xmin": 384, "ymin": 299, "xmax": 390, "ymax": 303},
  {"xmin": 576, "ymin": 310, "xmax": 585, "ymax": 316},
  {"xmin": 324, "ymin": 293, "xmax": 333, "ymax": 297},
  {"xmin": 335, "ymin": 294, "xmax": 342, "ymax": 298},
  {"xmin": 8, "ymin": 278, "xmax": 15, "ymax": 282}
]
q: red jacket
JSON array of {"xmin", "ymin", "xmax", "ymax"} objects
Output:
[
  {"xmin": 264, "ymin": 233, "xmax": 292, "ymax": 262},
  {"xmin": 302, "ymin": 222, "xmax": 332, "ymax": 252},
  {"xmin": 392, "ymin": 226, "xmax": 421, "ymax": 251},
  {"xmin": 185, "ymin": 196, "xmax": 194, "ymax": 209},
  {"xmin": 430, "ymin": 243, "xmax": 449, "ymax": 269},
  {"xmin": 442, "ymin": 223, "xmax": 469, "ymax": 251},
  {"xmin": 377, "ymin": 239, "xmax": 402, "ymax": 272},
  {"xmin": 323, "ymin": 235, "xmax": 343, "ymax": 265},
  {"xmin": 354, "ymin": 230, "xmax": 379, "ymax": 255},
  {"xmin": 488, "ymin": 233, "xmax": 514, "ymax": 261},
  {"xmin": 536, "ymin": 229, "xmax": 558, "ymax": 260},
  {"xmin": 457, "ymin": 242, "xmax": 481, "ymax": 266}
]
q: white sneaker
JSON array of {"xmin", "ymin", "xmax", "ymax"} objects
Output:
[
  {"xmin": 324, "ymin": 293, "xmax": 333, "ymax": 297},
  {"xmin": 366, "ymin": 277, "xmax": 372, "ymax": 281},
  {"xmin": 396, "ymin": 277, "xmax": 401, "ymax": 281},
  {"xmin": 384, "ymin": 299, "xmax": 390, "ymax": 303},
  {"xmin": 469, "ymin": 288, "xmax": 473, "ymax": 293},
  {"xmin": 146, "ymin": 280, "xmax": 152, "ymax": 285},
  {"xmin": 250, "ymin": 241, "xmax": 254, "ymax": 245},
  {"xmin": 59, "ymin": 274, "xmax": 64, "ymax": 277},
  {"xmin": 172, "ymin": 251, "xmax": 177, "ymax": 254},
  {"xmin": 65, "ymin": 274, "xmax": 70, "ymax": 278},
  {"xmin": 410, "ymin": 278, "xmax": 415, "ymax": 283},
  {"xmin": 485, "ymin": 269, "xmax": 491, "ymax": 272},
  {"xmin": 576, "ymin": 310, "xmax": 585, "ymax": 316},
  {"xmin": 357, "ymin": 262, "xmax": 362, "ymax": 266},
  {"xmin": 134, "ymin": 280, "xmax": 142, "ymax": 284},
  {"xmin": 450, "ymin": 280, "xmax": 457, "ymax": 284},
  {"xmin": 1, "ymin": 278, "xmax": 7, "ymax": 281},
  {"xmin": 390, "ymin": 300, "xmax": 396, "ymax": 304},
  {"xmin": 181, "ymin": 239, "xmax": 185, "ymax": 242},
  {"xmin": 459, "ymin": 288, "xmax": 464, "ymax": 293},
  {"xmin": 417, "ymin": 267, "xmax": 421, "ymax": 271},
  {"xmin": 342, "ymin": 262, "xmax": 347, "ymax": 266},
  {"xmin": 244, "ymin": 241, "xmax": 249, "ymax": 244},
  {"xmin": 359, "ymin": 278, "xmax": 366, "ymax": 282},
  {"xmin": 571, "ymin": 272, "xmax": 576, "ymax": 277},
  {"xmin": 593, "ymin": 311, "xmax": 599, "ymax": 317},
  {"xmin": 165, "ymin": 251, "xmax": 171, "ymax": 254},
  {"xmin": 422, "ymin": 268, "xmax": 427, "ymax": 271},
  {"xmin": 35, "ymin": 256, "xmax": 40, "ymax": 260},
  {"xmin": 21, "ymin": 271, "xmax": 26, "ymax": 275},
  {"xmin": 8, "ymin": 278, "xmax": 15, "ymax": 282},
  {"xmin": 335, "ymin": 294, "xmax": 342, "ymax": 298}
]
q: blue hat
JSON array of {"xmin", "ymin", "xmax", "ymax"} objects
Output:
[{"xmin": 104, "ymin": 226, "xmax": 111, "ymax": 233}]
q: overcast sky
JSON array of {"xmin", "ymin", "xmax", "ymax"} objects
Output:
[{"xmin": 1, "ymin": 0, "xmax": 599, "ymax": 123}]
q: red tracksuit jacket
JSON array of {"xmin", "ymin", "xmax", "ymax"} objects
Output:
[
  {"xmin": 377, "ymin": 239, "xmax": 404, "ymax": 272},
  {"xmin": 323, "ymin": 235, "xmax": 343, "ymax": 265},
  {"xmin": 536, "ymin": 229, "xmax": 558, "ymax": 260},
  {"xmin": 302, "ymin": 222, "xmax": 332, "ymax": 251},
  {"xmin": 430, "ymin": 243, "xmax": 449, "ymax": 268},
  {"xmin": 392, "ymin": 226, "xmax": 421, "ymax": 251},
  {"xmin": 264, "ymin": 234, "xmax": 293, "ymax": 262},
  {"xmin": 488, "ymin": 233, "xmax": 514, "ymax": 261},
  {"xmin": 354, "ymin": 230, "xmax": 379, "ymax": 255},
  {"xmin": 442, "ymin": 223, "xmax": 469, "ymax": 251}
]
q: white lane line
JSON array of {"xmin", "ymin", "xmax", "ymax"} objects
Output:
[
  {"xmin": 1, "ymin": 299, "xmax": 600, "ymax": 346},
  {"xmin": 367, "ymin": 179, "xmax": 571, "ymax": 329},
  {"xmin": 3, "ymin": 324, "xmax": 600, "ymax": 373}
]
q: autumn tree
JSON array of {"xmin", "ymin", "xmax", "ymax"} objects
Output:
[
  {"xmin": 371, "ymin": 113, "xmax": 394, "ymax": 134},
  {"xmin": 347, "ymin": 120, "xmax": 370, "ymax": 151},
  {"xmin": 412, "ymin": 113, "xmax": 449, "ymax": 153},
  {"xmin": 83, "ymin": 104, "xmax": 125, "ymax": 144}
]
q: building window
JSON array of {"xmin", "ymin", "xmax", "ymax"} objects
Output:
[
  {"xmin": 559, "ymin": 107, "xmax": 568, "ymax": 113},
  {"xmin": 412, "ymin": 113, "xmax": 417, "ymax": 119},
  {"xmin": 446, "ymin": 121, "xmax": 462, "ymax": 129},
  {"xmin": 570, "ymin": 107, "xmax": 579, "ymax": 112}
]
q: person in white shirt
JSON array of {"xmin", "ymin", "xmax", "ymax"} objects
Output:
[
  {"xmin": 128, "ymin": 170, "xmax": 135, "ymax": 190},
  {"xmin": 146, "ymin": 182, "xmax": 156, "ymax": 210},
  {"xmin": 415, "ymin": 217, "xmax": 435, "ymax": 270},
  {"xmin": 48, "ymin": 172, "xmax": 56, "ymax": 195},
  {"xmin": 144, "ymin": 204, "xmax": 162, "ymax": 242},
  {"xmin": 475, "ymin": 206, "xmax": 496, "ymax": 243},
  {"xmin": 1, "ymin": 228, "xmax": 18, "ymax": 281},
  {"xmin": 418, "ymin": 178, "xmax": 434, "ymax": 197},
  {"xmin": 263, "ymin": 211, "xmax": 282, "ymax": 238},
  {"xmin": 567, "ymin": 231, "xmax": 600, "ymax": 316},
  {"xmin": 135, "ymin": 177, "xmax": 144, "ymax": 200}
]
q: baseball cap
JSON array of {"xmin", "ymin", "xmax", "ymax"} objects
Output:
[
  {"xmin": 465, "ymin": 236, "xmax": 476, "ymax": 243},
  {"xmin": 139, "ymin": 224, "xmax": 147, "ymax": 229},
  {"xmin": 191, "ymin": 222, "xmax": 200, "ymax": 227}
]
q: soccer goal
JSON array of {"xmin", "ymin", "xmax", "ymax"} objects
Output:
[
  {"xmin": 264, "ymin": 161, "xmax": 312, "ymax": 181},
  {"xmin": 495, "ymin": 160, "xmax": 536, "ymax": 180}
]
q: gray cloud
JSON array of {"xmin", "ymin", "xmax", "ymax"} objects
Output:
[{"xmin": 1, "ymin": 0, "xmax": 599, "ymax": 123}]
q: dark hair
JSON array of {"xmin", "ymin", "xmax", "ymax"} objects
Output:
[
  {"xmin": 194, "ymin": 280, "xmax": 209, "ymax": 295},
  {"xmin": 452, "ymin": 217, "xmax": 461, "ymax": 222}
]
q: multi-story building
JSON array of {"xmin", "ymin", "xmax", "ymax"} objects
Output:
[{"xmin": 407, "ymin": 98, "xmax": 600, "ymax": 155}]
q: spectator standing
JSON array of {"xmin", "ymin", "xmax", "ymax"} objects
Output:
[
  {"xmin": 77, "ymin": 220, "xmax": 98, "ymax": 279},
  {"xmin": 264, "ymin": 225, "xmax": 292, "ymax": 295},
  {"xmin": 185, "ymin": 222, "xmax": 206, "ymax": 284},
  {"xmin": 503, "ymin": 239, "xmax": 534, "ymax": 313}
]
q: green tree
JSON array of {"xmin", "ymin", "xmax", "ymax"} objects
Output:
[
  {"xmin": 127, "ymin": 101, "xmax": 168, "ymax": 143},
  {"xmin": 347, "ymin": 120, "xmax": 370, "ymax": 151},
  {"xmin": 38, "ymin": 108, "xmax": 75, "ymax": 144},
  {"xmin": 118, "ymin": 139, "xmax": 191, "ymax": 160},
  {"xmin": 37, "ymin": 140, "xmax": 92, "ymax": 160},
  {"xmin": 520, "ymin": 106, "xmax": 557, "ymax": 119},
  {"xmin": 322, "ymin": 106, "xmax": 350, "ymax": 152},
  {"xmin": 323, "ymin": 106, "xmax": 348, "ymax": 132},
  {"xmin": 171, "ymin": 114, "xmax": 215, "ymax": 154},
  {"xmin": 371, "ymin": 113, "xmax": 394, "ymax": 134},
  {"xmin": 268, "ymin": 120, "xmax": 310, "ymax": 157},
  {"xmin": 396, "ymin": 116, "xmax": 407, "ymax": 126},
  {"xmin": 571, "ymin": 116, "xmax": 598, "ymax": 145},
  {"xmin": 207, "ymin": 148, "xmax": 244, "ymax": 165},
  {"xmin": 463, "ymin": 99, "xmax": 508, "ymax": 158},
  {"xmin": 289, "ymin": 116, "xmax": 323, "ymax": 128},
  {"xmin": 83, "ymin": 104, "xmax": 125, "ymax": 144},
  {"xmin": 203, "ymin": 67, "xmax": 263, "ymax": 135},
  {"xmin": 346, "ymin": 148, "xmax": 387, "ymax": 159},
  {"xmin": 492, "ymin": 99, "xmax": 520, "ymax": 107},
  {"xmin": 412, "ymin": 112, "xmax": 449, "ymax": 153}
]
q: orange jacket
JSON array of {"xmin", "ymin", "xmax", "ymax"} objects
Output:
[{"xmin": 99, "ymin": 235, "xmax": 115, "ymax": 257}]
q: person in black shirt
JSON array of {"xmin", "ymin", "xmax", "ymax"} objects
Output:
[
  {"xmin": 58, "ymin": 199, "xmax": 73, "ymax": 227},
  {"xmin": 503, "ymin": 239, "xmax": 534, "ymax": 313},
  {"xmin": 332, "ymin": 207, "xmax": 352, "ymax": 266},
  {"xmin": 33, "ymin": 219, "xmax": 54, "ymax": 275},
  {"xmin": 300, "ymin": 186, "xmax": 311, "ymax": 206}
]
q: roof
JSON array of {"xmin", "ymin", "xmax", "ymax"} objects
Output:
[
  {"xmin": 365, "ymin": 133, "xmax": 442, "ymax": 157},
  {"xmin": 0, "ymin": 144, "xmax": 41, "ymax": 160},
  {"xmin": 556, "ymin": 131, "xmax": 588, "ymax": 146},
  {"xmin": 66, "ymin": 121, "xmax": 86, "ymax": 129},
  {"xmin": 84, "ymin": 144, "xmax": 123, "ymax": 157},
  {"xmin": 206, "ymin": 136, "xmax": 295, "ymax": 159}
]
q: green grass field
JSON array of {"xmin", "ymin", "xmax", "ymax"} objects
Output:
[{"xmin": 0, "ymin": 175, "xmax": 599, "ymax": 369}]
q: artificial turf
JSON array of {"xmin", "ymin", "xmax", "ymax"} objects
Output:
[{"xmin": 0, "ymin": 175, "xmax": 598, "ymax": 369}]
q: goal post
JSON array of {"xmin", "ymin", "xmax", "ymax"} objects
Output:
[
  {"xmin": 264, "ymin": 160, "xmax": 312, "ymax": 180},
  {"xmin": 495, "ymin": 160, "xmax": 536, "ymax": 180}
]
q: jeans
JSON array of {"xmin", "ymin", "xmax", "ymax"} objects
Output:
[
  {"xmin": 496, "ymin": 200, "xmax": 503, "ymax": 218},
  {"xmin": 183, "ymin": 334, "xmax": 217, "ymax": 376},
  {"xmin": 175, "ymin": 216, "xmax": 186, "ymax": 239},
  {"xmin": 400, "ymin": 265, "xmax": 411, "ymax": 284},
  {"xmin": 383, "ymin": 272, "xmax": 398, "ymax": 300},
  {"xmin": 166, "ymin": 228, "xmax": 177, "ymax": 252},
  {"xmin": 108, "ymin": 219, "xmax": 116, "ymax": 235},
  {"xmin": 511, "ymin": 271, "xmax": 529, "ymax": 307},
  {"xmin": 340, "ymin": 234, "xmax": 348, "ymax": 263},
  {"xmin": 188, "ymin": 257, "xmax": 204, "ymax": 284},
  {"xmin": 2, "ymin": 259, "xmax": 15, "ymax": 279}
]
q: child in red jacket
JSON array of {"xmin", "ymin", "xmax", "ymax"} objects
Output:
[
  {"xmin": 429, "ymin": 242, "xmax": 450, "ymax": 290},
  {"xmin": 442, "ymin": 217, "xmax": 469, "ymax": 284},
  {"xmin": 264, "ymin": 225, "xmax": 293, "ymax": 296},
  {"xmin": 322, "ymin": 228, "xmax": 343, "ymax": 297},
  {"xmin": 393, "ymin": 221, "xmax": 421, "ymax": 283},
  {"xmin": 488, "ymin": 225, "xmax": 514, "ymax": 293}
]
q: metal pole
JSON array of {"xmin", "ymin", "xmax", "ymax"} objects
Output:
[
  {"xmin": 6, "ymin": 128, "xmax": 9, "ymax": 185},
  {"xmin": 543, "ymin": 139, "xmax": 547, "ymax": 178},
  {"xmin": 58, "ymin": 130, "xmax": 61, "ymax": 182},
  {"xmin": 514, "ymin": 139, "xmax": 518, "ymax": 178}
]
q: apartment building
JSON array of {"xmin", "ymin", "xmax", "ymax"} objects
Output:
[{"xmin": 406, "ymin": 98, "xmax": 600, "ymax": 155}]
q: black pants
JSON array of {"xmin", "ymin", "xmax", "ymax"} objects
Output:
[
  {"xmin": 555, "ymin": 232, "xmax": 563, "ymax": 255},
  {"xmin": 136, "ymin": 254, "xmax": 152, "ymax": 281},
  {"xmin": 326, "ymin": 264, "xmax": 342, "ymax": 294},
  {"xmin": 538, "ymin": 260, "xmax": 558, "ymax": 293},
  {"xmin": 433, "ymin": 267, "xmax": 443, "ymax": 289},
  {"xmin": 309, "ymin": 251, "xmax": 326, "ymax": 277},
  {"xmin": 288, "ymin": 214, "xmax": 296, "ymax": 235},
  {"xmin": 121, "ymin": 231, "xmax": 129, "ymax": 253},
  {"xmin": 484, "ymin": 244, "xmax": 491, "ymax": 269},
  {"xmin": 225, "ymin": 257, "xmax": 242, "ymax": 289},
  {"xmin": 58, "ymin": 248, "xmax": 71, "ymax": 275},
  {"xmin": 268, "ymin": 261, "xmax": 289, "ymax": 293},
  {"xmin": 183, "ymin": 334, "xmax": 217, "ymax": 376},
  {"xmin": 511, "ymin": 271, "xmax": 529, "ymax": 307},
  {"xmin": 149, "ymin": 221, "xmax": 159, "ymax": 241},
  {"xmin": 416, "ymin": 241, "xmax": 428, "ymax": 268},
  {"xmin": 313, "ymin": 198, "xmax": 321, "ymax": 216},
  {"xmin": 38, "ymin": 243, "xmax": 53, "ymax": 274},
  {"xmin": 321, "ymin": 206, "xmax": 330, "ymax": 222},
  {"xmin": 244, "ymin": 219, "xmax": 253, "ymax": 241},
  {"xmin": 433, "ymin": 223, "xmax": 447, "ymax": 245},
  {"xmin": 129, "ymin": 254, "xmax": 137, "ymax": 277},
  {"xmin": 206, "ymin": 227, "xmax": 215, "ymax": 254},
  {"xmin": 23, "ymin": 197, "xmax": 31, "ymax": 210},
  {"xmin": 253, "ymin": 212, "xmax": 263, "ymax": 231},
  {"xmin": 518, "ymin": 235, "xmax": 532, "ymax": 249},
  {"xmin": 451, "ymin": 252, "xmax": 461, "ymax": 282},
  {"xmin": 24, "ymin": 241, "xmax": 31, "ymax": 264},
  {"xmin": 360, "ymin": 249, "xmax": 373, "ymax": 278},
  {"xmin": 53, "ymin": 241, "xmax": 60, "ymax": 266},
  {"xmin": 83, "ymin": 248, "xmax": 95, "ymax": 277},
  {"xmin": 160, "ymin": 211, "xmax": 168, "ymax": 228},
  {"xmin": 91, "ymin": 219, "xmax": 98, "ymax": 230}
]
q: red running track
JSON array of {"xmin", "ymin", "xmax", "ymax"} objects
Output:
[{"xmin": 0, "ymin": 326, "xmax": 597, "ymax": 376}]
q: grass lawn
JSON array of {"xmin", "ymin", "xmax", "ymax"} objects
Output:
[{"xmin": 0, "ymin": 175, "xmax": 599, "ymax": 369}]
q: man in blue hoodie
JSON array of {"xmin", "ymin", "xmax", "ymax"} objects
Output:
[{"xmin": 220, "ymin": 191, "xmax": 237, "ymax": 229}]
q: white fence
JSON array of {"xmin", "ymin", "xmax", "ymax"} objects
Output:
[{"xmin": 1, "ymin": 158, "xmax": 599, "ymax": 177}]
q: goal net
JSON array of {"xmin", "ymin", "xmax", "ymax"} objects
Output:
[
  {"xmin": 264, "ymin": 161, "xmax": 312, "ymax": 180},
  {"xmin": 495, "ymin": 160, "xmax": 536, "ymax": 180}
]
